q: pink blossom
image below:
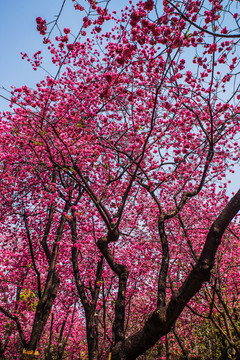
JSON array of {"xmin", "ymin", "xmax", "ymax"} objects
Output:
[
  {"xmin": 221, "ymin": 26, "xmax": 228, "ymax": 34},
  {"xmin": 63, "ymin": 28, "xmax": 70, "ymax": 34}
]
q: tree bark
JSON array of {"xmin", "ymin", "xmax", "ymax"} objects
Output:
[
  {"xmin": 111, "ymin": 190, "xmax": 240, "ymax": 359},
  {"xmin": 27, "ymin": 271, "xmax": 60, "ymax": 351}
]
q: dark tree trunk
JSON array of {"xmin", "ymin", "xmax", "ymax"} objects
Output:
[
  {"xmin": 110, "ymin": 190, "xmax": 240, "ymax": 360},
  {"xmin": 86, "ymin": 319, "xmax": 99, "ymax": 360},
  {"xmin": 27, "ymin": 271, "xmax": 60, "ymax": 351}
]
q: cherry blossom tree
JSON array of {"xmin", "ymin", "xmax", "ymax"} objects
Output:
[{"xmin": 1, "ymin": 0, "xmax": 240, "ymax": 359}]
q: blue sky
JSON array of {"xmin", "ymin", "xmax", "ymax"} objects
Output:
[
  {"xmin": 0, "ymin": 1, "xmax": 59, "ymax": 97},
  {"xmin": 0, "ymin": 0, "xmax": 127, "ymax": 108},
  {"xmin": 0, "ymin": 0, "xmax": 97, "ymax": 109}
]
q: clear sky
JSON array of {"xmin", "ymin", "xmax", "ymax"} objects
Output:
[
  {"xmin": 0, "ymin": 0, "xmax": 89, "ymax": 106},
  {"xmin": 0, "ymin": 1, "xmax": 57, "ymax": 95},
  {"xmin": 0, "ymin": 0, "xmax": 127, "ymax": 107},
  {"xmin": 0, "ymin": 0, "xmax": 239, "ymax": 195}
]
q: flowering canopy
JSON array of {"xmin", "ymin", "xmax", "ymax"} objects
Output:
[{"xmin": 0, "ymin": 0, "xmax": 240, "ymax": 359}]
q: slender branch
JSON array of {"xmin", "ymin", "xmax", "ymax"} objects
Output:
[
  {"xmin": 70, "ymin": 210, "xmax": 90, "ymax": 313},
  {"xmin": 216, "ymin": 289, "xmax": 240, "ymax": 340},
  {"xmin": 166, "ymin": 0, "xmax": 240, "ymax": 38},
  {"xmin": 23, "ymin": 212, "xmax": 42, "ymax": 299},
  {"xmin": 41, "ymin": 203, "xmax": 55, "ymax": 261},
  {"xmin": 165, "ymin": 144, "xmax": 214, "ymax": 219},
  {"xmin": 157, "ymin": 219, "xmax": 169, "ymax": 307},
  {"xmin": 0, "ymin": 306, "xmax": 26, "ymax": 347}
]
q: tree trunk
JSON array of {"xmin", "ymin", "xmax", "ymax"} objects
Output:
[
  {"xmin": 27, "ymin": 271, "xmax": 60, "ymax": 352},
  {"xmin": 110, "ymin": 190, "xmax": 240, "ymax": 359},
  {"xmin": 86, "ymin": 319, "xmax": 99, "ymax": 360}
]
